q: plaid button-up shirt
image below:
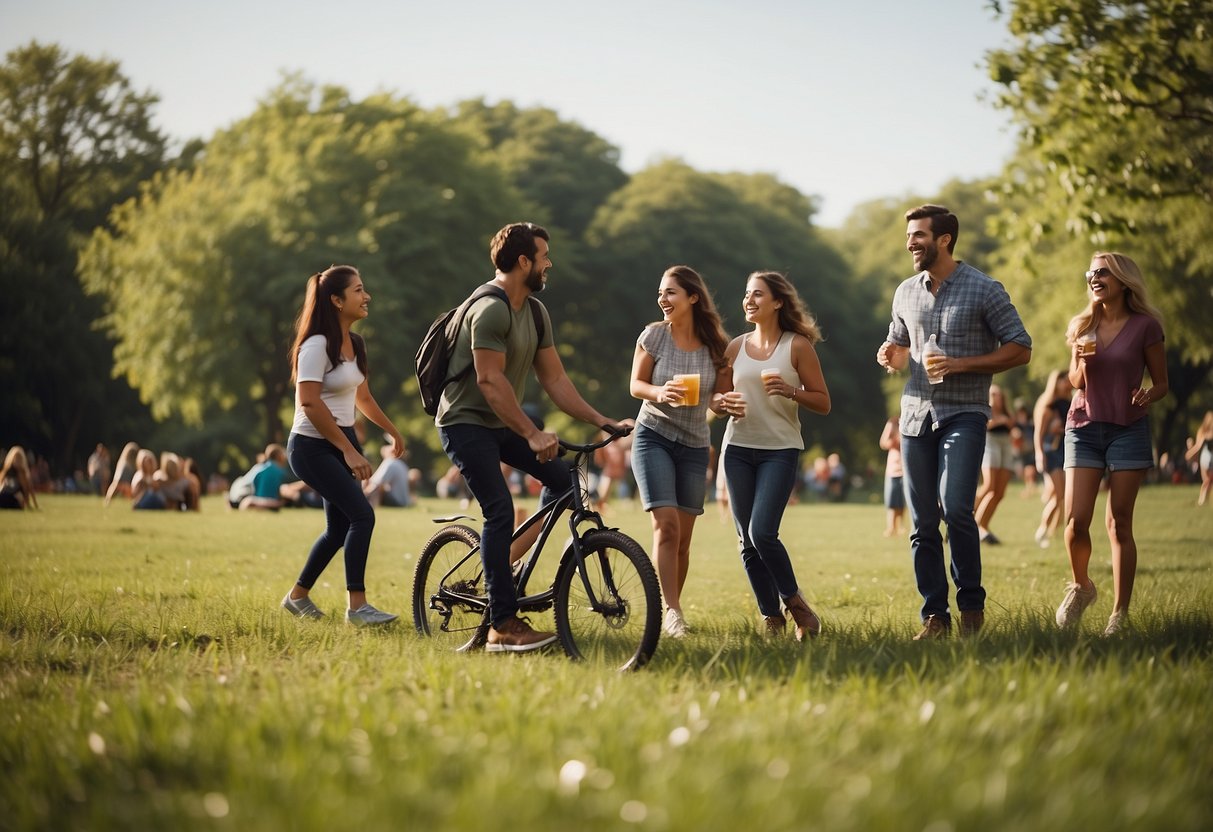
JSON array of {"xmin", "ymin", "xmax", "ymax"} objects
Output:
[{"xmin": 887, "ymin": 262, "xmax": 1031, "ymax": 435}]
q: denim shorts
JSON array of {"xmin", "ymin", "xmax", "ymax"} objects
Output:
[
  {"xmin": 1065, "ymin": 419, "xmax": 1153, "ymax": 472},
  {"xmin": 630, "ymin": 423, "xmax": 708, "ymax": 514}
]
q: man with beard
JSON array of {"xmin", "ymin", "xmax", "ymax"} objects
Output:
[
  {"xmin": 876, "ymin": 205, "xmax": 1032, "ymax": 640},
  {"xmin": 436, "ymin": 222, "xmax": 629, "ymax": 653}
]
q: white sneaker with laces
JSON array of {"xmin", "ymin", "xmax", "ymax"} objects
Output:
[
  {"xmin": 1055, "ymin": 582, "xmax": 1097, "ymax": 628},
  {"xmin": 282, "ymin": 593, "xmax": 324, "ymax": 620},
  {"xmin": 346, "ymin": 603, "xmax": 399, "ymax": 626},
  {"xmin": 1103, "ymin": 610, "xmax": 1128, "ymax": 636},
  {"xmin": 663, "ymin": 608, "xmax": 688, "ymax": 639}
]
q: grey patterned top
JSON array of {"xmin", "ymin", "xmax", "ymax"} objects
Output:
[
  {"xmin": 886, "ymin": 262, "xmax": 1031, "ymax": 435},
  {"xmin": 634, "ymin": 323, "xmax": 715, "ymax": 448}
]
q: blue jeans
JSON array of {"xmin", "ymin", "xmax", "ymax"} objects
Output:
[
  {"xmin": 723, "ymin": 445, "xmax": 802, "ymax": 618},
  {"xmin": 901, "ymin": 412, "xmax": 987, "ymax": 622},
  {"xmin": 440, "ymin": 423, "xmax": 571, "ymax": 627},
  {"xmin": 288, "ymin": 428, "xmax": 375, "ymax": 592}
]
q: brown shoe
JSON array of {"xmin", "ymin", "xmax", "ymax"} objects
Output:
[
  {"xmin": 763, "ymin": 614, "xmax": 787, "ymax": 638},
  {"xmin": 959, "ymin": 609, "xmax": 985, "ymax": 637},
  {"xmin": 784, "ymin": 592, "xmax": 821, "ymax": 642},
  {"xmin": 913, "ymin": 614, "xmax": 950, "ymax": 640},
  {"xmin": 485, "ymin": 615, "xmax": 557, "ymax": 653},
  {"xmin": 455, "ymin": 620, "xmax": 490, "ymax": 653}
]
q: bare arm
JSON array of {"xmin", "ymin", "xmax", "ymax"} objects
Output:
[
  {"xmin": 765, "ymin": 336, "xmax": 831, "ymax": 415},
  {"xmin": 1130, "ymin": 340, "xmax": 1169, "ymax": 408},
  {"xmin": 879, "ymin": 420, "xmax": 900, "ymax": 451},
  {"xmin": 354, "ymin": 382, "xmax": 405, "ymax": 458},
  {"xmin": 708, "ymin": 337, "xmax": 743, "ymax": 416},
  {"xmin": 877, "ymin": 341, "xmax": 910, "ymax": 372},
  {"xmin": 940, "ymin": 342, "xmax": 1032, "ymax": 378},
  {"xmin": 630, "ymin": 344, "xmax": 687, "ymax": 407},
  {"xmin": 298, "ymin": 381, "xmax": 374, "ymax": 481}
]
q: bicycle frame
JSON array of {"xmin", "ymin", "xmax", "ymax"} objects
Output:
[{"xmin": 428, "ymin": 432, "xmax": 631, "ymax": 629}]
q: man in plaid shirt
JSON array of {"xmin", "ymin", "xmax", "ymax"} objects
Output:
[{"xmin": 877, "ymin": 205, "xmax": 1032, "ymax": 640}]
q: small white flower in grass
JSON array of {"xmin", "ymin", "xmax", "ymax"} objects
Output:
[
  {"xmin": 88, "ymin": 732, "xmax": 106, "ymax": 755},
  {"xmin": 1056, "ymin": 681, "xmax": 1069, "ymax": 696},
  {"xmin": 115, "ymin": 587, "xmax": 124, "ymax": 595},
  {"xmin": 668, "ymin": 726, "xmax": 691, "ymax": 747},
  {"xmin": 94, "ymin": 701, "xmax": 110, "ymax": 716},
  {"xmin": 620, "ymin": 801, "xmax": 647, "ymax": 823},
  {"xmin": 919, "ymin": 700, "xmax": 936, "ymax": 723},
  {"xmin": 767, "ymin": 758, "xmax": 790, "ymax": 779},
  {"xmin": 1006, "ymin": 680, "xmax": 1017, "ymax": 692},
  {"xmin": 558, "ymin": 760, "xmax": 587, "ymax": 795},
  {"xmin": 203, "ymin": 792, "xmax": 229, "ymax": 818}
]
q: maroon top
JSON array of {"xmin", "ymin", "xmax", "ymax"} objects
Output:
[{"xmin": 1068, "ymin": 313, "xmax": 1164, "ymax": 428}]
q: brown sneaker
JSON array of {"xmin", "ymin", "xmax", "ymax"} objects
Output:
[
  {"xmin": 485, "ymin": 615, "xmax": 557, "ymax": 653},
  {"xmin": 913, "ymin": 614, "xmax": 950, "ymax": 640},
  {"xmin": 784, "ymin": 591, "xmax": 821, "ymax": 642},
  {"xmin": 959, "ymin": 609, "xmax": 985, "ymax": 637},
  {"xmin": 763, "ymin": 614, "xmax": 787, "ymax": 638},
  {"xmin": 455, "ymin": 621, "xmax": 490, "ymax": 653}
]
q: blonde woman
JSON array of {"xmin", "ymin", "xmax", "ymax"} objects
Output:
[
  {"xmin": 1184, "ymin": 411, "xmax": 1213, "ymax": 507},
  {"xmin": 130, "ymin": 449, "xmax": 166, "ymax": 510},
  {"xmin": 0, "ymin": 446, "xmax": 39, "ymax": 510},
  {"xmin": 1055, "ymin": 253, "xmax": 1167, "ymax": 635},
  {"xmin": 1033, "ymin": 370, "xmax": 1072, "ymax": 548}
]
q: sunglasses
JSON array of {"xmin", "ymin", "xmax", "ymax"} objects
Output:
[{"xmin": 1084, "ymin": 267, "xmax": 1112, "ymax": 280}]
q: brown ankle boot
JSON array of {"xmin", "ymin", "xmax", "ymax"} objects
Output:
[
  {"xmin": 783, "ymin": 592, "xmax": 821, "ymax": 642},
  {"xmin": 763, "ymin": 614, "xmax": 787, "ymax": 637}
]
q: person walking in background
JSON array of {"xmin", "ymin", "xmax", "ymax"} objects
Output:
[
  {"xmin": 105, "ymin": 441, "xmax": 140, "ymax": 506},
  {"xmin": 1013, "ymin": 399, "xmax": 1037, "ymax": 498},
  {"xmin": 1055, "ymin": 253, "xmax": 1168, "ymax": 635},
  {"xmin": 281, "ymin": 265, "xmax": 406, "ymax": 626},
  {"xmin": 87, "ymin": 443, "xmax": 111, "ymax": 497},
  {"xmin": 880, "ymin": 415, "xmax": 905, "ymax": 538},
  {"xmin": 130, "ymin": 448, "xmax": 165, "ymax": 510},
  {"xmin": 0, "ymin": 446, "xmax": 40, "ymax": 510},
  {"xmin": 1184, "ymin": 411, "xmax": 1213, "ymax": 507},
  {"xmin": 1033, "ymin": 370, "xmax": 1072, "ymax": 548},
  {"xmin": 876, "ymin": 204, "xmax": 1032, "ymax": 640},
  {"xmin": 436, "ymin": 223, "xmax": 629, "ymax": 653},
  {"xmin": 630, "ymin": 265, "xmax": 731, "ymax": 639},
  {"xmin": 715, "ymin": 271, "xmax": 831, "ymax": 641},
  {"xmin": 974, "ymin": 384, "xmax": 1018, "ymax": 544}
]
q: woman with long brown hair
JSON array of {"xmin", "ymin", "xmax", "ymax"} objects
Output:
[
  {"xmin": 1055, "ymin": 252, "xmax": 1167, "ymax": 635},
  {"xmin": 0, "ymin": 446, "xmax": 39, "ymax": 510},
  {"xmin": 715, "ymin": 271, "xmax": 831, "ymax": 641},
  {"xmin": 629, "ymin": 265, "xmax": 732, "ymax": 638},
  {"xmin": 280, "ymin": 265, "xmax": 405, "ymax": 626}
]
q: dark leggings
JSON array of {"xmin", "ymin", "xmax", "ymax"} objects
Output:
[{"xmin": 287, "ymin": 429, "xmax": 375, "ymax": 592}]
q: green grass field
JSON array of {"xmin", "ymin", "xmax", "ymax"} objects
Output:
[{"xmin": 2, "ymin": 484, "xmax": 1211, "ymax": 831}]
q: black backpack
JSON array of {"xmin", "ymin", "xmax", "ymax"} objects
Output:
[{"xmin": 415, "ymin": 284, "xmax": 545, "ymax": 416}]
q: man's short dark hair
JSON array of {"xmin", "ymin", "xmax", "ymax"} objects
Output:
[
  {"xmin": 490, "ymin": 222, "xmax": 550, "ymax": 272},
  {"xmin": 905, "ymin": 204, "xmax": 958, "ymax": 253}
]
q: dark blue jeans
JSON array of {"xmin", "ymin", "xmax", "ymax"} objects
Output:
[
  {"xmin": 439, "ymin": 423, "xmax": 572, "ymax": 627},
  {"xmin": 723, "ymin": 445, "xmax": 802, "ymax": 617},
  {"xmin": 901, "ymin": 412, "xmax": 987, "ymax": 622},
  {"xmin": 287, "ymin": 428, "xmax": 375, "ymax": 592}
]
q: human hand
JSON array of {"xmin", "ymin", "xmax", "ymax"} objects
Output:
[
  {"xmin": 1130, "ymin": 388, "xmax": 1155, "ymax": 409},
  {"xmin": 876, "ymin": 342, "xmax": 898, "ymax": 374},
  {"xmin": 344, "ymin": 448, "xmax": 373, "ymax": 481},
  {"xmin": 528, "ymin": 430, "xmax": 560, "ymax": 463},
  {"xmin": 386, "ymin": 431, "xmax": 407, "ymax": 459},
  {"xmin": 660, "ymin": 380, "xmax": 688, "ymax": 406},
  {"xmin": 721, "ymin": 391, "xmax": 747, "ymax": 418}
]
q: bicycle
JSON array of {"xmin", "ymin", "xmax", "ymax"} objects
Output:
[{"xmin": 411, "ymin": 428, "xmax": 662, "ymax": 670}]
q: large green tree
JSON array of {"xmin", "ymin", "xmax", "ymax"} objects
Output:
[
  {"xmin": 987, "ymin": 0, "xmax": 1213, "ymax": 452},
  {"xmin": 81, "ymin": 78, "xmax": 527, "ymax": 457},
  {"xmin": 0, "ymin": 41, "xmax": 166, "ymax": 473},
  {"xmin": 578, "ymin": 160, "xmax": 885, "ymax": 462}
]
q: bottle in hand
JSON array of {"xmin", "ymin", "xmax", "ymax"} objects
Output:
[{"xmin": 923, "ymin": 334, "xmax": 945, "ymax": 385}]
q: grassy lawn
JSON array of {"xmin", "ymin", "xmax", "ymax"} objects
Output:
[{"xmin": 2, "ymin": 484, "xmax": 1211, "ymax": 831}]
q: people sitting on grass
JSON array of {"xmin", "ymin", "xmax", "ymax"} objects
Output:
[
  {"xmin": 0, "ymin": 446, "xmax": 40, "ymax": 511},
  {"xmin": 229, "ymin": 444, "xmax": 290, "ymax": 511},
  {"xmin": 364, "ymin": 441, "xmax": 413, "ymax": 507}
]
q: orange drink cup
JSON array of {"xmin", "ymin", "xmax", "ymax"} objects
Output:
[
  {"xmin": 672, "ymin": 373, "xmax": 700, "ymax": 407},
  {"xmin": 1077, "ymin": 333, "xmax": 1097, "ymax": 357},
  {"xmin": 761, "ymin": 368, "xmax": 781, "ymax": 394}
]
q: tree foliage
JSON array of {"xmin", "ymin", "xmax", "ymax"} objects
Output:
[
  {"xmin": 988, "ymin": 0, "xmax": 1213, "ymax": 452},
  {"xmin": 0, "ymin": 42, "xmax": 166, "ymax": 471},
  {"xmin": 80, "ymin": 77, "xmax": 526, "ymax": 451}
]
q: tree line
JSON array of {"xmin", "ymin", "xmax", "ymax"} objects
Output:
[{"xmin": 3, "ymin": 0, "xmax": 1211, "ymax": 482}]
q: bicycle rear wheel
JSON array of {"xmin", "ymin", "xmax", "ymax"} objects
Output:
[
  {"xmin": 411, "ymin": 525, "xmax": 486, "ymax": 650},
  {"xmin": 553, "ymin": 529, "xmax": 661, "ymax": 670}
]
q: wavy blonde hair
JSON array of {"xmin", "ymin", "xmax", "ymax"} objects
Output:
[{"xmin": 1066, "ymin": 252, "xmax": 1164, "ymax": 345}]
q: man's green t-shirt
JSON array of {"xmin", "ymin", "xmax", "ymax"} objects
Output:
[{"xmin": 435, "ymin": 292, "xmax": 554, "ymax": 428}]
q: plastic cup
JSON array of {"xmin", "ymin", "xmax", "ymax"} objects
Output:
[
  {"xmin": 672, "ymin": 373, "xmax": 700, "ymax": 407},
  {"xmin": 1077, "ymin": 333, "xmax": 1097, "ymax": 358},
  {"xmin": 761, "ymin": 368, "xmax": 781, "ymax": 395}
]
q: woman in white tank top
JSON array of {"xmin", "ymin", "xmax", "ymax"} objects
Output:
[{"xmin": 711, "ymin": 272, "xmax": 832, "ymax": 641}]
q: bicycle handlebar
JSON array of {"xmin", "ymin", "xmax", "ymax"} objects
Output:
[{"xmin": 558, "ymin": 424, "xmax": 633, "ymax": 455}]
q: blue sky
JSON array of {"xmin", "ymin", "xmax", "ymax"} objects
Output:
[{"xmin": 2, "ymin": 0, "xmax": 1019, "ymax": 227}]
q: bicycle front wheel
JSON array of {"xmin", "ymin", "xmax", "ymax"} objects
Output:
[
  {"xmin": 411, "ymin": 524, "xmax": 486, "ymax": 650},
  {"xmin": 553, "ymin": 529, "xmax": 661, "ymax": 671}
]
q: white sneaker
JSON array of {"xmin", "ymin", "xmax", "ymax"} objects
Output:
[
  {"xmin": 346, "ymin": 603, "xmax": 398, "ymax": 626},
  {"xmin": 1055, "ymin": 582, "xmax": 1097, "ymax": 628},
  {"xmin": 1103, "ymin": 610, "xmax": 1128, "ymax": 636},
  {"xmin": 663, "ymin": 608, "xmax": 688, "ymax": 639},
  {"xmin": 282, "ymin": 593, "xmax": 324, "ymax": 619}
]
